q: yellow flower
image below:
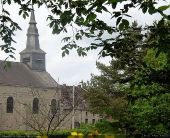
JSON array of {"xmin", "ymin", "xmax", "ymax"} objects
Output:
[
  {"xmin": 71, "ymin": 131, "xmax": 78, "ymax": 136},
  {"xmin": 77, "ymin": 133, "xmax": 83, "ymax": 136}
]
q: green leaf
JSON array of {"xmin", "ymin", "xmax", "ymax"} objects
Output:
[
  {"xmin": 7, "ymin": 0, "xmax": 11, "ymax": 5},
  {"xmin": 65, "ymin": 3, "xmax": 68, "ymax": 9},
  {"xmin": 23, "ymin": 14, "xmax": 26, "ymax": 19},
  {"xmin": 87, "ymin": 12, "xmax": 96, "ymax": 21},
  {"xmin": 52, "ymin": 25, "xmax": 60, "ymax": 34},
  {"xmin": 3, "ymin": 10, "xmax": 10, "ymax": 15},
  {"xmin": 114, "ymin": 12, "xmax": 121, "ymax": 17},
  {"xmin": 62, "ymin": 51, "xmax": 65, "ymax": 57},
  {"xmin": 158, "ymin": 5, "xmax": 170, "ymax": 11},
  {"xmin": 61, "ymin": 37, "xmax": 71, "ymax": 42},
  {"xmin": 102, "ymin": 6, "xmax": 108, "ymax": 12},
  {"xmin": 65, "ymin": 49, "xmax": 69, "ymax": 55},
  {"xmin": 76, "ymin": 8, "xmax": 81, "ymax": 16},
  {"xmin": 19, "ymin": 10, "xmax": 22, "ymax": 15},
  {"xmin": 24, "ymin": 12, "xmax": 29, "ymax": 17},
  {"xmin": 148, "ymin": 6, "xmax": 156, "ymax": 15},
  {"xmin": 60, "ymin": 10, "xmax": 73, "ymax": 26},
  {"xmin": 81, "ymin": 51, "xmax": 87, "ymax": 57},
  {"xmin": 49, "ymin": 21, "xmax": 54, "ymax": 28},
  {"xmin": 111, "ymin": 2, "xmax": 117, "ymax": 9},
  {"xmin": 102, "ymin": 51, "xmax": 106, "ymax": 57},
  {"xmin": 142, "ymin": 6, "xmax": 147, "ymax": 13},
  {"xmin": 119, "ymin": 23, "xmax": 124, "ymax": 30},
  {"xmin": 119, "ymin": 19, "xmax": 129, "ymax": 30},
  {"xmin": 9, "ymin": 54, "xmax": 14, "ymax": 58}
]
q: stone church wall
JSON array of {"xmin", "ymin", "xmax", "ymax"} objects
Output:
[
  {"xmin": 0, "ymin": 85, "xmax": 100, "ymax": 131},
  {"xmin": 0, "ymin": 85, "xmax": 60, "ymax": 130}
]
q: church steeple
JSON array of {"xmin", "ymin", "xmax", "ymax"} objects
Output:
[
  {"xmin": 26, "ymin": 9, "xmax": 41, "ymax": 51},
  {"xmin": 20, "ymin": 9, "xmax": 46, "ymax": 71},
  {"xmin": 30, "ymin": 9, "xmax": 36, "ymax": 23}
]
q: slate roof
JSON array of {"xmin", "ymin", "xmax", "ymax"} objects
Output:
[{"xmin": 0, "ymin": 61, "xmax": 58, "ymax": 88}]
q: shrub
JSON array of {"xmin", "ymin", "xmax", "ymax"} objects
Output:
[
  {"xmin": 78, "ymin": 123, "xmax": 95, "ymax": 135},
  {"xmin": 0, "ymin": 130, "xmax": 37, "ymax": 138},
  {"xmin": 49, "ymin": 129, "xmax": 71, "ymax": 136},
  {"xmin": 94, "ymin": 120, "xmax": 116, "ymax": 134}
]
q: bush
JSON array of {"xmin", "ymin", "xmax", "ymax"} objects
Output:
[
  {"xmin": 94, "ymin": 120, "xmax": 117, "ymax": 134},
  {"xmin": 0, "ymin": 130, "xmax": 71, "ymax": 138},
  {"xmin": 78, "ymin": 123, "xmax": 96, "ymax": 135},
  {"xmin": 0, "ymin": 130, "xmax": 37, "ymax": 138},
  {"xmin": 77, "ymin": 120, "xmax": 122, "ymax": 135}
]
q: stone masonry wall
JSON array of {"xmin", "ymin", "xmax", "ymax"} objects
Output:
[
  {"xmin": 0, "ymin": 85, "xmax": 60, "ymax": 130},
  {"xmin": 0, "ymin": 85, "xmax": 100, "ymax": 131}
]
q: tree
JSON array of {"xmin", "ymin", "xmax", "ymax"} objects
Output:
[
  {"xmin": 82, "ymin": 20, "xmax": 170, "ymax": 136},
  {"xmin": 0, "ymin": 0, "xmax": 170, "ymax": 59},
  {"xmin": 126, "ymin": 19, "xmax": 170, "ymax": 136},
  {"xmin": 82, "ymin": 21, "xmax": 144, "ymax": 126},
  {"xmin": 14, "ymin": 86, "xmax": 84, "ymax": 136},
  {"xmin": 82, "ymin": 61, "xmax": 128, "ymax": 120}
]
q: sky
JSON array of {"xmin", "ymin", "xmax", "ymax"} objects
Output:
[{"xmin": 0, "ymin": 1, "xmax": 169, "ymax": 86}]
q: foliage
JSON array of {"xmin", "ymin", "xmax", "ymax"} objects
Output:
[
  {"xmin": 0, "ymin": 130, "xmax": 72, "ymax": 138},
  {"xmin": 74, "ymin": 120, "xmax": 126, "ymax": 138},
  {"xmin": 83, "ymin": 19, "xmax": 170, "ymax": 136},
  {"xmin": 1, "ymin": 0, "xmax": 170, "ymax": 137},
  {"xmin": 82, "ymin": 60, "xmax": 128, "ymax": 119},
  {"xmin": 78, "ymin": 123, "xmax": 96, "ymax": 135},
  {"xmin": 0, "ymin": 130, "xmax": 37, "ymax": 137},
  {"xmin": 126, "ymin": 19, "xmax": 170, "ymax": 136},
  {"xmin": 0, "ymin": 130, "xmax": 126, "ymax": 138},
  {"xmin": 50, "ymin": 129, "xmax": 70, "ymax": 135},
  {"xmin": 82, "ymin": 22, "xmax": 144, "ymax": 122},
  {"xmin": 0, "ymin": 0, "xmax": 170, "ymax": 59},
  {"xmin": 95, "ymin": 120, "xmax": 120, "ymax": 134}
]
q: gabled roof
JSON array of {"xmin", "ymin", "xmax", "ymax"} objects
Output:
[{"xmin": 0, "ymin": 61, "xmax": 58, "ymax": 88}]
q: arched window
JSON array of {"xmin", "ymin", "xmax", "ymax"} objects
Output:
[
  {"xmin": 51, "ymin": 99, "xmax": 57, "ymax": 115},
  {"xmin": 33, "ymin": 98, "xmax": 39, "ymax": 114},
  {"xmin": 7, "ymin": 97, "xmax": 14, "ymax": 113}
]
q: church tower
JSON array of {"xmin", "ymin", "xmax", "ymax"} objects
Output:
[{"xmin": 20, "ymin": 10, "xmax": 46, "ymax": 71}]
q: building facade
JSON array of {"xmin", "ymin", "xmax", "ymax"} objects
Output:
[{"xmin": 0, "ymin": 10, "xmax": 100, "ymax": 131}]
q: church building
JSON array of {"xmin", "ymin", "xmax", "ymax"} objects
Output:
[{"xmin": 0, "ymin": 10, "xmax": 100, "ymax": 131}]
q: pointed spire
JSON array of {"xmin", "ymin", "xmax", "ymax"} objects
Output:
[
  {"xmin": 29, "ymin": 5, "xmax": 36, "ymax": 24},
  {"xmin": 25, "ymin": 8, "xmax": 41, "ymax": 50},
  {"xmin": 20, "ymin": 8, "xmax": 45, "ymax": 53},
  {"xmin": 29, "ymin": 9, "xmax": 36, "ymax": 24},
  {"xmin": 20, "ymin": 8, "xmax": 46, "ymax": 71}
]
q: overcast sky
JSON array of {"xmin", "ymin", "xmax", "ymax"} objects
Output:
[{"xmin": 0, "ymin": 1, "xmax": 169, "ymax": 86}]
